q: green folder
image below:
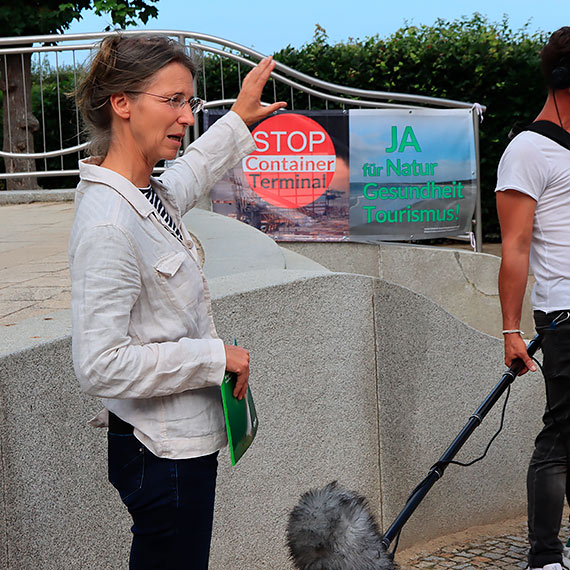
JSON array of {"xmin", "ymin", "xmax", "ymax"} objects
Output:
[{"xmin": 220, "ymin": 370, "xmax": 259, "ymax": 466}]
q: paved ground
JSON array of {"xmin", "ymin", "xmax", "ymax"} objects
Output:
[
  {"xmin": 0, "ymin": 200, "xmax": 501, "ymax": 327},
  {"xmin": 0, "ymin": 201, "xmax": 73, "ymax": 326},
  {"xmin": 2, "ymin": 200, "xmax": 556, "ymax": 570},
  {"xmin": 399, "ymin": 515, "xmax": 570, "ymax": 569}
]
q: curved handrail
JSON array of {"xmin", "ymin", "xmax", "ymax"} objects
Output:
[
  {"xmin": 0, "ymin": 142, "xmax": 89, "ymax": 160},
  {"xmin": 0, "ymin": 29, "xmax": 483, "ymax": 109},
  {"xmin": 194, "ymin": 44, "xmax": 421, "ymax": 110},
  {"xmin": 0, "ymin": 29, "xmax": 485, "ymax": 170}
]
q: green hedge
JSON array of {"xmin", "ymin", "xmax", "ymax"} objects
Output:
[{"xmin": 32, "ymin": 58, "xmax": 83, "ymax": 190}]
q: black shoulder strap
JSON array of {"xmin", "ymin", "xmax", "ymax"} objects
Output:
[{"xmin": 514, "ymin": 120, "xmax": 570, "ymax": 151}]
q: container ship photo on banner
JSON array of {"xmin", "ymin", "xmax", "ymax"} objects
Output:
[{"xmin": 206, "ymin": 110, "xmax": 350, "ymax": 241}]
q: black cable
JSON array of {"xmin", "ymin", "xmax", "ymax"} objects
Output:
[
  {"xmin": 554, "ymin": 90, "xmax": 565, "ymax": 131},
  {"xmin": 447, "ymin": 384, "xmax": 512, "ymax": 468},
  {"xmin": 446, "ymin": 350, "xmax": 551, "ymax": 469},
  {"xmin": 389, "ymin": 530, "xmax": 401, "ymax": 558},
  {"xmin": 445, "ymin": 337, "xmax": 553, "ymax": 470},
  {"xmin": 386, "ymin": 332, "xmax": 548, "ymax": 557},
  {"xmin": 385, "ymin": 374, "xmax": 515, "ymax": 559},
  {"xmin": 532, "ymin": 356, "xmax": 548, "ymax": 406}
]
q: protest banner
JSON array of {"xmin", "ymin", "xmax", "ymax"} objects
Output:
[
  {"xmin": 205, "ymin": 108, "xmax": 477, "ymax": 242},
  {"xmin": 349, "ymin": 108, "xmax": 477, "ymax": 241}
]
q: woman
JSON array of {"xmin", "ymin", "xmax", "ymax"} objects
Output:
[{"xmin": 69, "ymin": 33, "xmax": 285, "ymax": 569}]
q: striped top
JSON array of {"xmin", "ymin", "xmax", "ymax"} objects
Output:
[{"xmin": 140, "ymin": 185, "xmax": 183, "ymax": 241}]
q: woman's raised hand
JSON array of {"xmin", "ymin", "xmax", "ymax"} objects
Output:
[{"xmin": 231, "ymin": 56, "xmax": 287, "ymax": 126}]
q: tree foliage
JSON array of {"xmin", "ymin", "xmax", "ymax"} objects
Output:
[
  {"xmin": 0, "ymin": 0, "xmax": 158, "ymax": 37},
  {"xmin": 0, "ymin": 0, "xmax": 159, "ymax": 190}
]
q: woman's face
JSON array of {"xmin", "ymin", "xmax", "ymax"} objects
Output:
[{"xmin": 126, "ymin": 62, "xmax": 195, "ymax": 168}]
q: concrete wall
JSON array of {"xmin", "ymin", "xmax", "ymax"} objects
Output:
[
  {"xmin": 281, "ymin": 241, "xmax": 535, "ymax": 339},
  {"xmin": 0, "ymin": 269, "xmax": 544, "ymax": 569},
  {"xmin": 373, "ymin": 279, "xmax": 540, "ymax": 541},
  {"xmin": 0, "ymin": 336, "xmax": 130, "ymax": 569}
]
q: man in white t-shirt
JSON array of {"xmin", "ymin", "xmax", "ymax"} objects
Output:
[{"xmin": 496, "ymin": 27, "xmax": 570, "ymax": 570}]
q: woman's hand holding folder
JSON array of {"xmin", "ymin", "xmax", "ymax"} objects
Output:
[{"xmin": 224, "ymin": 343, "xmax": 250, "ymax": 400}]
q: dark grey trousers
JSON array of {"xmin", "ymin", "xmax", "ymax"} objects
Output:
[{"xmin": 528, "ymin": 310, "xmax": 570, "ymax": 568}]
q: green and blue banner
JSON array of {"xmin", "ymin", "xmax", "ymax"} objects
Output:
[{"xmin": 349, "ymin": 109, "xmax": 477, "ymax": 240}]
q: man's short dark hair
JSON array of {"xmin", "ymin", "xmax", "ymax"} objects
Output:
[{"xmin": 541, "ymin": 27, "xmax": 570, "ymax": 89}]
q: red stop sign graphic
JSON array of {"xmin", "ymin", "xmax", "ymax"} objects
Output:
[{"xmin": 242, "ymin": 114, "xmax": 336, "ymax": 209}]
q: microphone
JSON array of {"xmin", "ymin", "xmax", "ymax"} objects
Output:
[{"xmin": 286, "ymin": 481, "xmax": 397, "ymax": 570}]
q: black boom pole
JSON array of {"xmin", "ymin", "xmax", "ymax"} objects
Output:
[{"xmin": 381, "ymin": 333, "xmax": 543, "ymax": 551}]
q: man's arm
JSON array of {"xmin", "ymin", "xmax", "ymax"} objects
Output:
[{"xmin": 497, "ymin": 189, "xmax": 537, "ymax": 373}]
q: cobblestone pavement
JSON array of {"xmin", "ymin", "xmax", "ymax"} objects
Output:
[{"xmin": 400, "ymin": 518, "xmax": 570, "ymax": 569}]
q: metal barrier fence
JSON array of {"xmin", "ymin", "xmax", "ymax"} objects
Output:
[{"xmin": 0, "ymin": 29, "xmax": 484, "ymax": 247}]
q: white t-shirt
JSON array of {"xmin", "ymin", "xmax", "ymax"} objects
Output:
[{"xmin": 496, "ymin": 130, "xmax": 570, "ymax": 312}]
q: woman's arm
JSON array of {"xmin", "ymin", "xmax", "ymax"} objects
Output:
[{"xmin": 158, "ymin": 57, "xmax": 287, "ymax": 215}]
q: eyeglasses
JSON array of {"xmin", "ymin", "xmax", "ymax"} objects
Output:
[{"xmin": 126, "ymin": 91, "xmax": 206, "ymax": 114}]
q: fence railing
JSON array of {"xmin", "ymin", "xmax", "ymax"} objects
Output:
[{"xmin": 0, "ymin": 29, "xmax": 484, "ymax": 248}]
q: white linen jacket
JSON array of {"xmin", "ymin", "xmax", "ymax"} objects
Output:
[{"xmin": 69, "ymin": 111, "xmax": 256, "ymax": 459}]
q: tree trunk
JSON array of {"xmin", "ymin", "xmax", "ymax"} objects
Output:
[{"xmin": 1, "ymin": 51, "xmax": 40, "ymax": 190}]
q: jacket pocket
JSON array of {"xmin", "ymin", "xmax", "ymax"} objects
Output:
[
  {"xmin": 153, "ymin": 251, "xmax": 200, "ymax": 311},
  {"xmin": 154, "ymin": 251, "xmax": 186, "ymax": 277}
]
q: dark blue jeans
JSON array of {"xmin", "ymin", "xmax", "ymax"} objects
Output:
[
  {"xmin": 108, "ymin": 432, "xmax": 218, "ymax": 570},
  {"xmin": 528, "ymin": 310, "xmax": 570, "ymax": 568}
]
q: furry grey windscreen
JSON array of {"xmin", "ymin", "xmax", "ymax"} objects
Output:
[{"xmin": 287, "ymin": 481, "xmax": 397, "ymax": 570}]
